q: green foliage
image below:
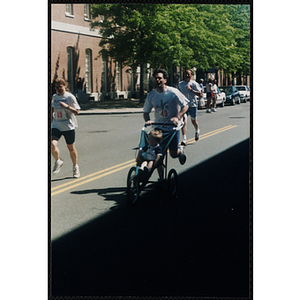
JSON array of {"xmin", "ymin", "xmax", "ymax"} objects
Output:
[{"xmin": 90, "ymin": 4, "xmax": 250, "ymax": 75}]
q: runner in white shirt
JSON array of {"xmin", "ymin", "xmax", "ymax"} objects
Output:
[
  {"xmin": 211, "ymin": 79, "xmax": 220, "ymax": 112},
  {"xmin": 178, "ymin": 70, "xmax": 203, "ymax": 145},
  {"xmin": 51, "ymin": 78, "xmax": 81, "ymax": 177},
  {"xmin": 143, "ymin": 68, "xmax": 189, "ymax": 179}
]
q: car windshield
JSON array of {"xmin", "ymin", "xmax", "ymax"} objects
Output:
[
  {"xmin": 219, "ymin": 86, "xmax": 232, "ymax": 93},
  {"xmin": 236, "ymin": 86, "xmax": 246, "ymax": 91}
]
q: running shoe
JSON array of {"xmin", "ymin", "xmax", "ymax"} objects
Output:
[
  {"xmin": 181, "ymin": 140, "xmax": 187, "ymax": 146},
  {"xmin": 53, "ymin": 159, "xmax": 64, "ymax": 174},
  {"xmin": 195, "ymin": 132, "xmax": 200, "ymax": 141},
  {"xmin": 73, "ymin": 164, "xmax": 80, "ymax": 178},
  {"xmin": 211, "ymin": 108, "xmax": 217, "ymax": 112},
  {"xmin": 179, "ymin": 153, "xmax": 186, "ymax": 165},
  {"xmin": 178, "ymin": 146, "xmax": 186, "ymax": 165},
  {"xmin": 206, "ymin": 109, "xmax": 211, "ymax": 113}
]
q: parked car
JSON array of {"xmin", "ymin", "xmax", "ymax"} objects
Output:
[
  {"xmin": 197, "ymin": 86, "xmax": 226, "ymax": 109},
  {"xmin": 218, "ymin": 85, "xmax": 241, "ymax": 105},
  {"xmin": 246, "ymin": 86, "xmax": 250, "ymax": 101},
  {"xmin": 235, "ymin": 85, "xmax": 250, "ymax": 102}
]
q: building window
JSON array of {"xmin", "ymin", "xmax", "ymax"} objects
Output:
[
  {"xmin": 85, "ymin": 49, "xmax": 92, "ymax": 93},
  {"xmin": 65, "ymin": 4, "xmax": 74, "ymax": 18},
  {"xmin": 67, "ymin": 47, "xmax": 75, "ymax": 93},
  {"xmin": 84, "ymin": 4, "xmax": 91, "ymax": 21},
  {"xmin": 116, "ymin": 62, "xmax": 122, "ymax": 91},
  {"xmin": 101, "ymin": 59, "xmax": 107, "ymax": 93}
]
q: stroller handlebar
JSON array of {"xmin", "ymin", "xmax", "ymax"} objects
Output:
[{"xmin": 144, "ymin": 122, "xmax": 177, "ymax": 128}]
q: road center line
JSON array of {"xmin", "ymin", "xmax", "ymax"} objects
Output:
[
  {"xmin": 51, "ymin": 125, "xmax": 237, "ymax": 196},
  {"xmin": 51, "ymin": 161, "xmax": 136, "ymax": 196},
  {"xmin": 186, "ymin": 125, "xmax": 237, "ymax": 144},
  {"xmin": 51, "ymin": 159, "xmax": 136, "ymax": 191}
]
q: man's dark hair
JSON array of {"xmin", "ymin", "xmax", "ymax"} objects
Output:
[{"xmin": 153, "ymin": 68, "xmax": 169, "ymax": 80}]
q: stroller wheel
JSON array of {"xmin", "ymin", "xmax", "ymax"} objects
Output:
[
  {"xmin": 127, "ymin": 167, "xmax": 136, "ymax": 186},
  {"xmin": 127, "ymin": 167, "xmax": 140, "ymax": 205},
  {"xmin": 167, "ymin": 169, "xmax": 178, "ymax": 197},
  {"xmin": 127, "ymin": 177, "xmax": 140, "ymax": 204}
]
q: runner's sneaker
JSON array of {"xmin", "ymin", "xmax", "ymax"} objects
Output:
[
  {"xmin": 206, "ymin": 109, "xmax": 211, "ymax": 113},
  {"xmin": 73, "ymin": 164, "xmax": 80, "ymax": 178},
  {"xmin": 178, "ymin": 146, "xmax": 186, "ymax": 165},
  {"xmin": 211, "ymin": 108, "xmax": 217, "ymax": 112},
  {"xmin": 53, "ymin": 159, "xmax": 64, "ymax": 174},
  {"xmin": 179, "ymin": 153, "xmax": 186, "ymax": 165},
  {"xmin": 195, "ymin": 131, "xmax": 200, "ymax": 141},
  {"xmin": 181, "ymin": 139, "xmax": 187, "ymax": 146}
]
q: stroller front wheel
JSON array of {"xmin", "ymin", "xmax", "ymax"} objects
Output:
[{"xmin": 127, "ymin": 167, "xmax": 140, "ymax": 205}]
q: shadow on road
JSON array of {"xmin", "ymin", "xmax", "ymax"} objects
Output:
[{"xmin": 50, "ymin": 139, "xmax": 251, "ymax": 299}]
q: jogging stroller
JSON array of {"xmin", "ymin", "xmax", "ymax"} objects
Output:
[{"xmin": 126, "ymin": 123, "xmax": 182, "ymax": 205}]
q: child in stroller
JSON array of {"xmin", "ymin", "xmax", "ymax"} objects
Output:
[{"xmin": 136, "ymin": 129, "xmax": 163, "ymax": 180}]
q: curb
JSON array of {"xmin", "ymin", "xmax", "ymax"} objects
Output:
[
  {"xmin": 78, "ymin": 108, "xmax": 144, "ymax": 115},
  {"xmin": 79, "ymin": 110, "xmax": 144, "ymax": 116}
]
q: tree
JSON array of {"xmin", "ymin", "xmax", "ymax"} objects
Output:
[
  {"xmin": 91, "ymin": 4, "xmax": 178, "ymax": 102},
  {"xmin": 90, "ymin": 4, "xmax": 250, "ymax": 101},
  {"xmin": 226, "ymin": 5, "xmax": 250, "ymax": 76},
  {"xmin": 192, "ymin": 4, "xmax": 250, "ymax": 75}
]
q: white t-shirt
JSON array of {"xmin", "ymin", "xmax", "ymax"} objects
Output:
[
  {"xmin": 212, "ymin": 84, "xmax": 218, "ymax": 94},
  {"xmin": 178, "ymin": 80, "xmax": 201, "ymax": 108},
  {"xmin": 143, "ymin": 86, "xmax": 189, "ymax": 131},
  {"xmin": 206, "ymin": 83, "xmax": 212, "ymax": 93},
  {"xmin": 51, "ymin": 92, "xmax": 81, "ymax": 131}
]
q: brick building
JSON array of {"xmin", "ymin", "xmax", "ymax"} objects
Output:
[{"xmin": 51, "ymin": 3, "xmax": 142, "ymax": 102}]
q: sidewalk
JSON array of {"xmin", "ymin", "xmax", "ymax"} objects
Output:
[{"xmin": 79, "ymin": 107, "xmax": 144, "ymax": 115}]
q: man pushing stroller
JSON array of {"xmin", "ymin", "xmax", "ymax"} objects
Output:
[{"xmin": 142, "ymin": 68, "xmax": 189, "ymax": 180}]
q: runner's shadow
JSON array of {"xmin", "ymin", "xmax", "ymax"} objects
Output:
[
  {"xmin": 71, "ymin": 187, "xmax": 126, "ymax": 195},
  {"xmin": 71, "ymin": 187, "xmax": 127, "ymax": 208},
  {"xmin": 51, "ymin": 176, "xmax": 74, "ymax": 182}
]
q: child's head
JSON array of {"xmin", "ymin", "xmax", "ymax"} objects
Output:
[{"xmin": 148, "ymin": 129, "xmax": 162, "ymax": 146}]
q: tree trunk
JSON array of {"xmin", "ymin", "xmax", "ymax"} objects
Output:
[{"xmin": 139, "ymin": 63, "xmax": 144, "ymax": 104}]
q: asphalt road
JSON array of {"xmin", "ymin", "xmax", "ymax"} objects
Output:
[{"xmin": 50, "ymin": 102, "xmax": 251, "ymax": 298}]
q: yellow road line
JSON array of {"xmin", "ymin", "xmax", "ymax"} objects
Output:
[
  {"xmin": 51, "ymin": 125, "xmax": 237, "ymax": 196},
  {"xmin": 186, "ymin": 125, "xmax": 237, "ymax": 144},
  {"xmin": 51, "ymin": 159, "xmax": 136, "ymax": 191},
  {"xmin": 51, "ymin": 161, "xmax": 136, "ymax": 196}
]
